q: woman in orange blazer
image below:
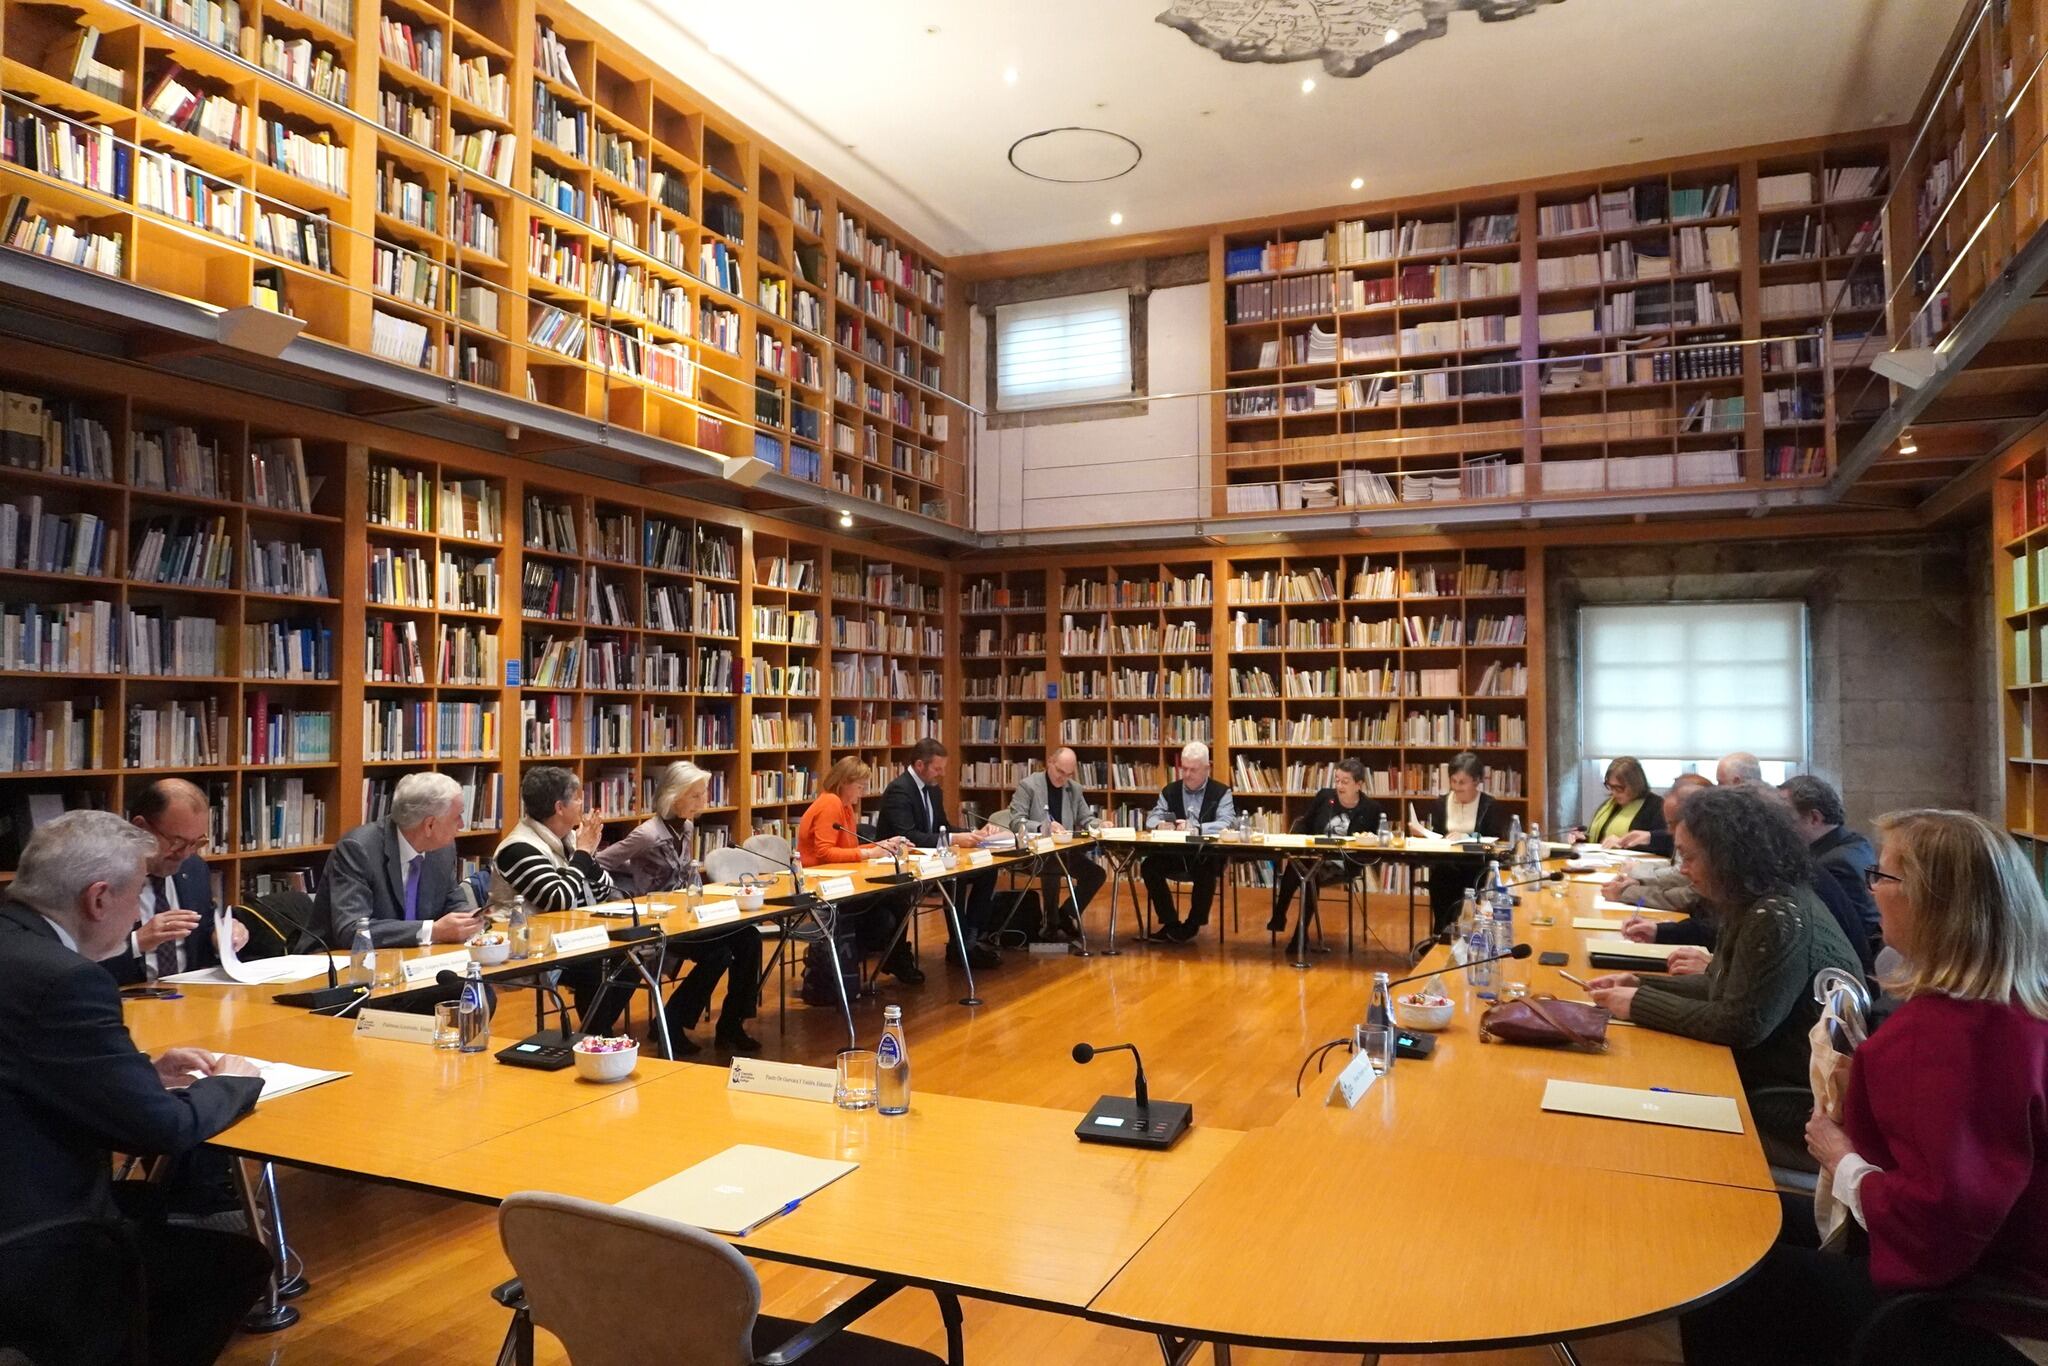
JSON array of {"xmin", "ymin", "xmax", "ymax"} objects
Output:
[{"xmin": 797, "ymin": 756, "xmax": 906, "ymax": 866}]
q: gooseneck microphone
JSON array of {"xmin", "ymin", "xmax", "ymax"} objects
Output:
[
  {"xmin": 1387, "ymin": 942, "xmax": 1533, "ymax": 992},
  {"xmin": 1072, "ymin": 1040, "xmax": 1149, "ymax": 1111},
  {"xmin": 836, "ymin": 823, "xmax": 915, "ymax": 883},
  {"xmin": 267, "ymin": 900, "xmax": 365, "ymax": 1012},
  {"xmin": 1071, "ymin": 1040, "xmax": 1189, "ymax": 1148}
]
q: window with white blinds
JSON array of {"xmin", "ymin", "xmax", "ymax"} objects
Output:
[
  {"xmin": 1579, "ymin": 602, "xmax": 1808, "ymax": 799},
  {"xmin": 994, "ymin": 289, "xmax": 1134, "ymax": 412}
]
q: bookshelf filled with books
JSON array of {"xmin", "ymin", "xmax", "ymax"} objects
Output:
[
  {"xmin": 0, "ymin": 366, "xmax": 345, "ymax": 900},
  {"xmin": 744, "ymin": 529, "xmax": 821, "ymax": 846},
  {"xmin": 825, "ymin": 551, "xmax": 943, "ymax": 817},
  {"xmin": 0, "ymin": 0, "xmax": 966, "ymax": 527},
  {"xmin": 1211, "ymin": 136, "xmax": 1896, "ymax": 517},
  {"xmin": 956, "ymin": 567, "xmax": 1047, "ymax": 814},
  {"xmin": 1998, "ymin": 447, "xmax": 2048, "ymax": 872},
  {"xmin": 362, "ymin": 449, "xmax": 505, "ymax": 874}
]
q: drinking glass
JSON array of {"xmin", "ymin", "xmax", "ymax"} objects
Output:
[
  {"xmin": 835, "ymin": 1049, "xmax": 878, "ymax": 1109},
  {"xmin": 432, "ymin": 1001, "xmax": 462, "ymax": 1050},
  {"xmin": 1355, "ymin": 1023, "xmax": 1397, "ymax": 1075}
]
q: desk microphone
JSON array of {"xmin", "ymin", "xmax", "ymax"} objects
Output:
[
  {"xmin": 1071, "ymin": 1040, "xmax": 1191, "ymax": 1149},
  {"xmin": 733, "ymin": 842, "xmax": 821, "ymax": 907},
  {"xmin": 265, "ymin": 900, "xmax": 367, "ymax": 1013},
  {"xmin": 608, "ymin": 891, "xmax": 662, "ymax": 944},
  {"xmin": 837, "ymin": 823, "xmax": 915, "ymax": 884}
]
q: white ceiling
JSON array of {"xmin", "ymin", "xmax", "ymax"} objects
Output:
[{"xmin": 585, "ymin": 0, "xmax": 1966, "ymax": 259}]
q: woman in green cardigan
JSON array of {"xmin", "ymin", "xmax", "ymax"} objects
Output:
[{"xmin": 1570, "ymin": 756, "xmax": 1665, "ymax": 846}]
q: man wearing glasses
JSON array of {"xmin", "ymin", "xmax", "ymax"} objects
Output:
[{"xmin": 101, "ymin": 778, "xmax": 246, "ymax": 985}]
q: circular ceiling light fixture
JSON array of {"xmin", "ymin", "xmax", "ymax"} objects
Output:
[{"xmin": 1007, "ymin": 127, "xmax": 1143, "ymax": 184}]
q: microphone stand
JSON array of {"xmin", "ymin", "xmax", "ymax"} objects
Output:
[
  {"xmin": 266, "ymin": 899, "xmax": 368, "ymax": 1013},
  {"xmin": 1071, "ymin": 1041, "xmax": 1191, "ymax": 1148}
]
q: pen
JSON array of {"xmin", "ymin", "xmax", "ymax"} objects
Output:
[
  {"xmin": 746, "ymin": 1199, "xmax": 802, "ymax": 1233},
  {"xmin": 1558, "ymin": 970, "xmax": 1590, "ymax": 990}
]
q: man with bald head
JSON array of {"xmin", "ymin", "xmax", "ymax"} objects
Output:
[
  {"xmin": 101, "ymin": 778, "xmax": 245, "ymax": 985},
  {"xmin": 1007, "ymin": 747, "xmax": 1105, "ymax": 938},
  {"xmin": 1715, "ymin": 751, "xmax": 1763, "ymax": 786}
]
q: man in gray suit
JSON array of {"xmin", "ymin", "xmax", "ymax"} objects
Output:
[
  {"xmin": 1007, "ymin": 747, "xmax": 1105, "ymax": 938},
  {"xmin": 313, "ymin": 771, "xmax": 480, "ymax": 948}
]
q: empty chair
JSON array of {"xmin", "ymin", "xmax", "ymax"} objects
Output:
[{"xmin": 495, "ymin": 1190, "xmax": 961, "ymax": 1366}]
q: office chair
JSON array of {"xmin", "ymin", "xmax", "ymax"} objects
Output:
[{"xmin": 493, "ymin": 1191, "xmax": 962, "ymax": 1366}]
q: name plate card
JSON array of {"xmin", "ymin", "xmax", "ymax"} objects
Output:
[
  {"xmin": 966, "ymin": 850, "xmax": 994, "ymax": 867},
  {"xmin": 1148, "ymin": 830, "xmax": 1189, "ymax": 843},
  {"xmin": 354, "ymin": 1008, "xmax": 438, "ymax": 1044},
  {"xmin": 727, "ymin": 1057, "xmax": 838, "ymax": 1104},
  {"xmin": 1327, "ymin": 1051, "xmax": 1383, "ymax": 1109},
  {"xmin": 1031, "ymin": 835, "xmax": 1057, "ymax": 854},
  {"xmin": 550, "ymin": 925, "xmax": 614, "ymax": 955},
  {"xmin": 911, "ymin": 856, "xmax": 946, "ymax": 878},
  {"xmin": 816, "ymin": 875, "xmax": 859, "ymax": 900},
  {"xmin": 399, "ymin": 950, "xmax": 474, "ymax": 985},
  {"xmin": 1099, "ymin": 827, "xmax": 1138, "ymax": 840},
  {"xmin": 691, "ymin": 898, "xmax": 740, "ymax": 925}
]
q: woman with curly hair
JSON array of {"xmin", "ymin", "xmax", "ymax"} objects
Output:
[{"xmin": 1587, "ymin": 783, "xmax": 1863, "ymax": 1099}]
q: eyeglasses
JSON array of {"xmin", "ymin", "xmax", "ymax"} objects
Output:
[
  {"xmin": 1862, "ymin": 865, "xmax": 1904, "ymax": 889},
  {"xmin": 155, "ymin": 830, "xmax": 210, "ymax": 857}
]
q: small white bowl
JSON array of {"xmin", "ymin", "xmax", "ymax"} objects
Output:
[
  {"xmin": 1394, "ymin": 997, "xmax": 1456, "ymax": 1032},
  {"xmin": 571, "ymin": 1041, "xmax": 639, "ymax": 1083},
  {"xmin": 468, "ymin": 937, "xmax": 511, "ymax": 966}
]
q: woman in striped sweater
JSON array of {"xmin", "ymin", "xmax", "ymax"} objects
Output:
[{"xmin": 492, "ymin": 764, "xmax": 625, "ymax": 1033}]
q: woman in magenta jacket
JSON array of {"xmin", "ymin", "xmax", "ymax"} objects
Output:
[{"xmin": 1682, "ymin": 807, "xmax": 2048, "ymax": 1365}]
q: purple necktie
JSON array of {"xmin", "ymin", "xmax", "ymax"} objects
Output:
[
  {"xmin": 150, "ymin": 877, "xmax": 178, "ymax": 978},
  {"xmin": 402, "ymin": 854, "xmax": 424, "ymax": 920}
]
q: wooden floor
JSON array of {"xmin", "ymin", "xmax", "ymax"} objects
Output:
[{"xmin": 220, "ymin": 889, "xmax": 1684, "ymax": 1365}]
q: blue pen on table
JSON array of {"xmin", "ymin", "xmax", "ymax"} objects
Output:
[{"xmin": 745, "ymin": 1199, "xmax": 802, "ymax": 1233}]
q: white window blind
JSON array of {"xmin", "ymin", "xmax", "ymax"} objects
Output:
[
  {"xmin": 1580, "ymin": 602, "xmax": 1808, "ymax": 765},
  {"xmin": 995, "ymin": 289, "xmax": 1133, "ymax": 411}
]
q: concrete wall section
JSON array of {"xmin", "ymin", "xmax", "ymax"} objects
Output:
[
  {"xmin": 1544, "ymin": 529, "xmax": 1998, "ymax": 832},
  {"xmin": 971, "ymin": 283, "xmax": 1212, "ymax": 532}
]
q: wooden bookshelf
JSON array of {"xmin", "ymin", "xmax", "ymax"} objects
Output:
[
  {"xmin": 1210, "ymin": 135, "xmax": 1896, "ymax": 516},
  {"xmin": 0, "ymin": 341, "xmax": 951, "ymax": 886},
  {"xmin": 0, "ymin": 366, "xmax": 346, "ymax": 899},
  {"xmin": 823, "ymin": 551, "xmax": 943, "ymax": 830},
  {"xmin": 1999, "ymin": 449, "xmax": 2048, "ymax": 872},
  {"xmin": 956, "ymin": 567, "xmax": 1048, "ymax": 814},
  {"xmin": 0, "ymin": 0, "xmax": 966, "ymax": 527}
]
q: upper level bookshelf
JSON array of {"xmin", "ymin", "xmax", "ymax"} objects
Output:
[
  {"xmin": 1212, "ymin": 136, "xmax": 1896, "ymax": 518},
  {"xmin": 0, "ymin": 0, "xmax": 965, "ymax": 526}
]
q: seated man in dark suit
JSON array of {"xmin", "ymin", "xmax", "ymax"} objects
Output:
[
  {"xmin": 100, "ymin": 778, "xmax": 247, "ymax": 986},
  {"xmin": 876, "ymin": 739, "xmax": 1004, "ymax": 970},
  {"xmin": 314, "ymin": 771, "xmax": 481, "ymax": 949},
  {"xmin": 0, "ymin": 810, "xmax": 270, "ymax": 1366}
]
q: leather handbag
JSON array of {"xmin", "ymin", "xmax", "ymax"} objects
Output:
[{"xmin": 1478, "ymin": 994, "xmax": 1611, "ymax": 1051}]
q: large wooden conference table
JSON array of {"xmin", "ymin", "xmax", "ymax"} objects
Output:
[{"xmin": 123, "ymin": 852, "xmax": 1780, "ymax": 1358}]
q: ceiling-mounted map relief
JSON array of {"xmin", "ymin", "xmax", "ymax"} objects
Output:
[{"xmin": 1157, "ymin": 0, "xmax": 1567, "ymax": 78}]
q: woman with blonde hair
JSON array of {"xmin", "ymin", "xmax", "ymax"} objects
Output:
[
  {"xmin": 595, "ymin": 760, "xmax": 763, "ymax": 1056},
  {"xmin": 795, "ymin": 756, "xmax": 913, "ymax": 1003},
  {"xmin": 1681, "ymin": 808, "xmax": 2048, "ymax": 1366}
]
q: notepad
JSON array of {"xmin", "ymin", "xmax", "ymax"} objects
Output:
[
  {"xmin": 185, "ymin": 1058, "xmax": 348, "ymax": 1103},
  {"xmin": 1542, "ymin": 1079, "xmax": 1742, "ymax": 1133},
  {"xmin": 1593, "ymin": 895, "xmax": 1650, "ymax": 914},
  {"xmin": 618, "ymin": 1144, "xmax": 858, "ymax": 1235},
  {"xmin": 1572, "ymin": 916, "xmax": 1629, "ymax": 931}
]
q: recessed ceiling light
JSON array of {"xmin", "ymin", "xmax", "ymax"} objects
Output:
[
  {"xmin": 1385, "ymin": 26, "xmax": 1400, "ymax": 42},
  {"xmin": 1350, "ymin": 176, "xmax": 1364, "ymax": 191},
  {"xmin": 838, "ymin": 509, "xmax": 854, "ymax": 527},
  {"xmin": 1110, "ymin": 211, "xmax": 1124, "ymax": 226},
  {"xmin": 1300, "ymin": 77, "xmax": 1315, "ymax": 94},
  {"xmin": 1003, "ymin": 66, "xmax": 1017, "ymax": 84}
]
